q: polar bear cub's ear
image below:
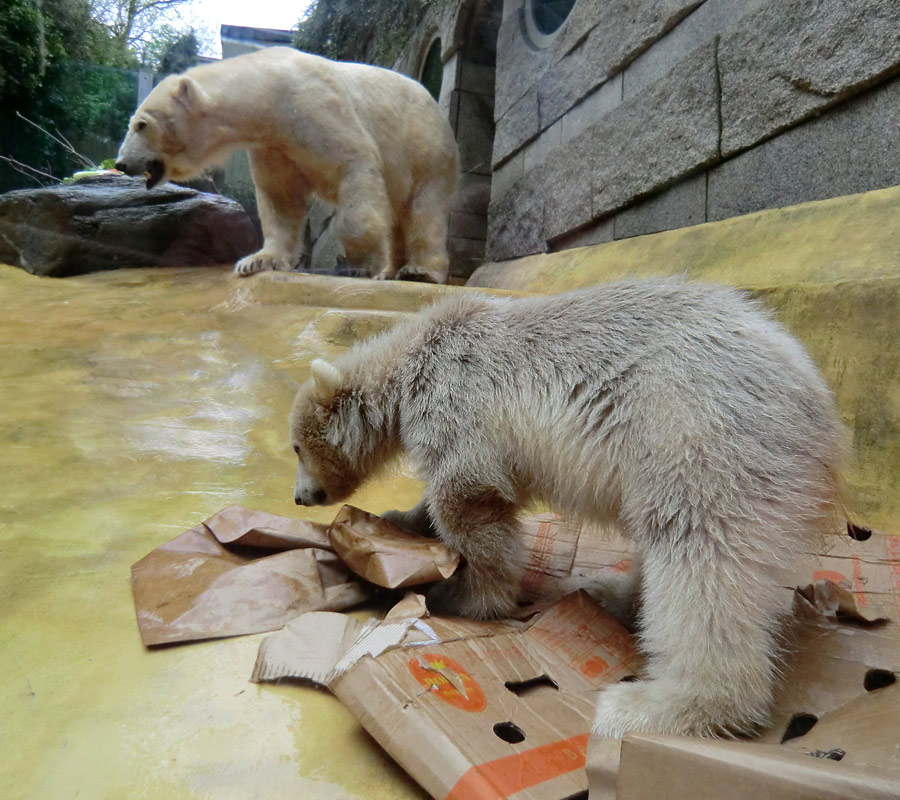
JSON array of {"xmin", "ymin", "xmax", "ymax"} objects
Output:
[
  {"xmin": 310, "ymin": 358, "xmax": 344, "ymax": 401},
  {"xmin": 173, "ymin": 75, "xmax": 210, "ymax": 113}
]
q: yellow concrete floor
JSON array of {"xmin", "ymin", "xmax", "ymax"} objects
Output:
[{"xmin": 0, "ymin": 265, "xmax": 429, "ymax": 800}]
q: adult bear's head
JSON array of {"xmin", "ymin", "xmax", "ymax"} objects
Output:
[{"xmin": 115, "ymin": 75, "xmax": 212, "ymax": 189}]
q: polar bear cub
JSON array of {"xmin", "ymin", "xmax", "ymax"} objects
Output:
[
  {"xmin": 116, "ymin": 47, "xmax": 459, "ymax": 283},
  {"xmin": 287, "ymin": 279, "xmax": 843, "ymax": 738}
]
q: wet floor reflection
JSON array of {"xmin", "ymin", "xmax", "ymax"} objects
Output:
[{"xmin": 0, "ymin": 265, "xmax": 426, "ymax": 800}]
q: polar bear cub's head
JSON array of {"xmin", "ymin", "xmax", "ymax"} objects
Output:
[
  {"xmin": 289, "ymin": 359, "xmax": 366, "ymax": 507},
  {"xmin": 115, "ymin": 74, "xmax": 212, "ymax": 189}
]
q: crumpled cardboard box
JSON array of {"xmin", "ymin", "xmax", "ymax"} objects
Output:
[
  {"xmin": 587, "ymin": 522, "xmax": 900, "ymax": 800},
  {"xmin": 132, "ymin": 506, "xmax": 900, "ymax": 799},
  {"xmin": 252, "ymin": 590, "xmax": 641, "ymax": 800}
]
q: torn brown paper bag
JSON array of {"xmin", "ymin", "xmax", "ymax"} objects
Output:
[
  {"xmin": 252, "ymin": 591, "xmax": 641, "ymax": 800},
  {"xmin": 203, "ymin": 504, "xmax": 334, "ymax": 550},
  {"xmin": 131, "ymin": 506, "xmax": 369, "ymax": 646},
  {"xmin": 328, "ymin": 505, "xmax": 459, "ymax": 588}
]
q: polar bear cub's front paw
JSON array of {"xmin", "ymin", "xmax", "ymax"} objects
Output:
[{"xmin": 234, "ymin": 251, "xmax": 291, "ymax": 276}]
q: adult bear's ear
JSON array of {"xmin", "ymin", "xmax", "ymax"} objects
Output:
[
  {"xmin": 173, "ymin": 76, "xmax": 210, "ymax": 113},
  {"xmin": 310, "ymin": 359, "xmax": 343, "ymax": 402}
]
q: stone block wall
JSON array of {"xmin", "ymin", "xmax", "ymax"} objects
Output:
[{"xmin": 489, "ymin": 0, "xmax": 900, "ymax": 261}]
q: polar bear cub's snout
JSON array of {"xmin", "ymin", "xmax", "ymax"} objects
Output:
[{"xmin": 293, "ymin": 460, "xmax": 329, "ymax": 506}]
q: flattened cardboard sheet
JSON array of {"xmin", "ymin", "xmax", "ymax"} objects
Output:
[
  {"xmin": 614, "ymin": 732, "xmax": 900, "ymax": 800},
  {"xmin": 800, "ymin": 523, "xmax": 900, "ymax": 625},
  {"xmin": 253, "ymin": 591, "xmax": 641, "ymax": 800},
  {"xmin": 518, "ymin": 514, "xmax": 633, "ymax": 601}
]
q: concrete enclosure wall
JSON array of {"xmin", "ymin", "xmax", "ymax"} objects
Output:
[{"xmin": 488, "ymin": 0, "xmax": 900, "ymax": 261}]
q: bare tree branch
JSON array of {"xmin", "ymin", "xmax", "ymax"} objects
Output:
[
  {"xmin": 0, "ymin": 156, "xmax": 58, "ymax": 186},
  {"xmin": 15, "ymin": 112, "xmax": 96, "ymax": 170}
]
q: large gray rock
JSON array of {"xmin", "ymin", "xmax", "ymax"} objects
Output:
[
  {"xmin": 718, "ymin": 0, "xmax": 900, "ymax": 155},
  {"xmin": 0, "ymin": 174, "xmax": 260, "ymax": 277}
]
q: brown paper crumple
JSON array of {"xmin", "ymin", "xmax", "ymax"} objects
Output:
[
  {"xmin": 131, "ymin": 506, "xmax": 369, "ymax": 646},
  {"xmin": 131, "ymin": 504, "xmax": 462, "ymax": 646},
  {"xmin": 328, "ymin": 505, "xmax": 460, "ymax": 589}
]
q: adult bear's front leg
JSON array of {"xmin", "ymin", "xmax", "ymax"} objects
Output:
[
  {"xmin": 234, "ymin": 250, "xmax": 293, "ymax": 275},
  {"xmin": 425, "ymin": 481, "xmax": 522, "ymax": 619},
  {"xmin": 235, "ymin": 151, "xmax": 309, "ymax": 277}
]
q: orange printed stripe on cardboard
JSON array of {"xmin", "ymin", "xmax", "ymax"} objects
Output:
[{"xmin": 445, "ymin": 733, "xmax": 590, "ymax": 800}]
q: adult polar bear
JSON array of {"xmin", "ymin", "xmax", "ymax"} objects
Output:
[{"xmin": 115, "ymin": 47, "xmax": 459, "ymax": 282}]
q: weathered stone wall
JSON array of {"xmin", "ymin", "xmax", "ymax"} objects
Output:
[{"xmin": 489, "ymin": 0, "xmax": 900, "ymax": 261}]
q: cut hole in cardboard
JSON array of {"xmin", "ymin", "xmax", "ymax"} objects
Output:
[
  {"xmin": 618, "ymin": 674, "xmax": 640, "ymax": 683},
  {"xmin": 559, "ymin": 792, "xmax": 589, "ymax": 800},
  {"xmin": 781, "ymin": 712, "xmax": 818, "ymax": 743},
  {"xmin": 808, "ymin": 748, "xmax": 846, "ymax": 761},
  {"xmin": 504, "ymin": 675, "xmax": 559, "ymax": 696},
  {"xmin": 847, "ymin": 521, "xmax": 873, "ymax": 541},
  {"xmin": 863, "ymin": 668, "xmax": 897, "ymax": 691},
  {"xmin": 493, "ymin": 721, "xmax": 526, "ymax": 743}
]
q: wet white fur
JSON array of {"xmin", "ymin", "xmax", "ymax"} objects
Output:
[{"xmin": 289, "ymin": 279, "xmax": 843, "ymax": 738}]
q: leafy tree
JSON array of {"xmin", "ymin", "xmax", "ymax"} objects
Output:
[
  {"xmin": 0, "ymin": 0, "xmax": 45, "ymax": 103},
  {"xmin": 143, "ymin": 24, "xmax": 198, "ymax": 75},
  {"xmin": 0, "ymin": 0, "xmax": 137, "ymax": 190},
  {"xmin": 90, "ymin": 0, "xmax": 191, "ymax": 53},
  {"xmin": 294, "ymin": 0, "xmax": 448, "ymax": 67}
]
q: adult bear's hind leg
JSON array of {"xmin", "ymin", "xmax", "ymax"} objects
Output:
[
  {"xmin": 398, "ymin": 178, "xmax": 452, "ymax": 284},
  {"xmin": 335, "ymin": 164, "xmax": 394, "ymax": 279}
]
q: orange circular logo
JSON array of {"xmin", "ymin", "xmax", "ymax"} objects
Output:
[{"xmin": 408, "ymin": 653, "xmax": 487, "ymax": 712}]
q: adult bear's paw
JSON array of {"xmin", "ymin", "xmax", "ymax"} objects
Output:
[{"xmin": 234, "ymin": 251, "xmax": 290, "ymax": 276}]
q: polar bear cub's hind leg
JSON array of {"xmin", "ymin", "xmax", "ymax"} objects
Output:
[{"xmin": 593, "ymin": 533, "xmax": 782, "ymax": 738}]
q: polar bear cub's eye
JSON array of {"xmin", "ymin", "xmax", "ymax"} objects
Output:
[{"xmin": 136, "ymin": 120, "xmax": 147, "ymax": 132}]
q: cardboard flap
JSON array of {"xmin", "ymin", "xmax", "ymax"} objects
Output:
[
  {"xmin": 250, "ymin": 611, "xmax": 368, "ymax": 684},
  {"xmin": 800, "ymin": 523, "xmax": 900, "ymax": 625},
  {"xmin": 327, "ymin": 505, "xmax": 460, "ymax": 588},
  {"xmin": 614, "ymin": 734, "xmax": 900, "ymax": 800},
  {"xmin": 522, "ymin": 590, "xmax": 642, "ymax": 691},
  {"xmin": 782, "ymin": 683, "xmax": 900, "ymax": 773},
  {"xmin": 797, "ymin": 579, "xmax": 890, "ymax": 626}
]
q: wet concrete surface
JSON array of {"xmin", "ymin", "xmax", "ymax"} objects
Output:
[{"xmin": 0, "ymin": 265, "xmax": 428, "ymax": 799}]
